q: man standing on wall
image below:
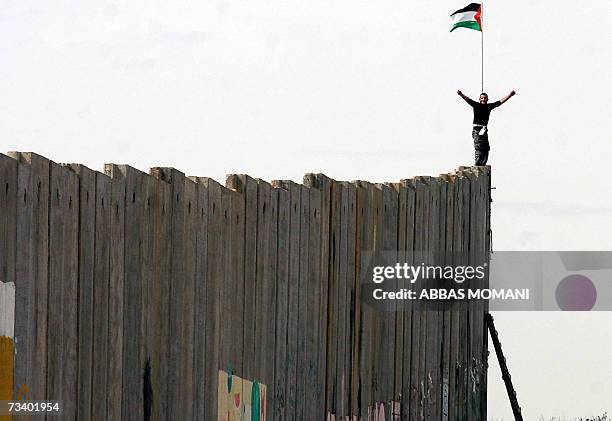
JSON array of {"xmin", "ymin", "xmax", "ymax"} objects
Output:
[{"xmin": 457, "ymin": 90, "xmax": 516, "ymax": 165}]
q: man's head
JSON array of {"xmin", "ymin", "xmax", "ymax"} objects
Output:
[{"xmin": 479, "ymin": 93, "xmax": 488, "ymax": 104}]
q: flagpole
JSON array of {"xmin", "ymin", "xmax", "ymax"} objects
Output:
[{"xmin": 481, "ymin": 1, "xmax": 484, "ymax": 92}]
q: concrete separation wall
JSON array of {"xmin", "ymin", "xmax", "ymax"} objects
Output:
[{"xmin": 0, "ymin": 151, "xmax": 491, "ymax": 420}]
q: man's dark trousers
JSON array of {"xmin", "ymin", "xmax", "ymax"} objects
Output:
[{"xmin": 472, "ymin": 126, "xmax": 490, "ymax": 166}]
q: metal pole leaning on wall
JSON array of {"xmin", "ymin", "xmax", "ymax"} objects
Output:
[{"xmin": 486, "ymin": 313, "xmax": 523, "ymax": 421}]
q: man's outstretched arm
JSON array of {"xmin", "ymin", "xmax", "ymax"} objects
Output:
[
  {"xmin": 499, "ymin": 90, "xmax": 517, "ymax": 104},
  {"xmin": 457, "ymin": 90, "xmax": 474, "ymax": 104}
]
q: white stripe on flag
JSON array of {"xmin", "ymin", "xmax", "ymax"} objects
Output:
[{"xmin": 451, "ymin": 11, "xmax": 478, "ymax": 24}]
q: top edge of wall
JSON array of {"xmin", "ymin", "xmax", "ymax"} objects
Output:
[{"xmin": 3, "ymin": 152, "xmax": 490, "ymax": 189}]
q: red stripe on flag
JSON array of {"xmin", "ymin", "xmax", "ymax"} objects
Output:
[{"xmin": 474, "ymin": 4, "xmax": 482, "ymax": 30}]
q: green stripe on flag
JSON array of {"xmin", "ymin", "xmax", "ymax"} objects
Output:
[{"xmin": 450, "ymin": 21, "xmax": 481, "ymax": 32}]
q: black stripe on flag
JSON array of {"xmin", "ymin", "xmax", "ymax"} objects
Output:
[{"xmin": 450, "ymin": 3, "xmax": 481, "ymax": 16}]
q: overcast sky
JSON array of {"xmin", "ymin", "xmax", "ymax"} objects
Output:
[{"xmin": 2, "ymin": 0, "xmax": 612, "ymax": 418}]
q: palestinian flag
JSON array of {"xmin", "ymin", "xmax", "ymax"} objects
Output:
[{"xmin": 450, "ymin": 3, "xmax": 482, "ymax": 32}]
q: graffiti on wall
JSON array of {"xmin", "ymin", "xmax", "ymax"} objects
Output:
[
  {"xmin": 218, "ymin": 370, "xmax": 266, "ymax": 421},
  {"xmin": 327, "ymin": 401, "xmax": 401, "ymax": 421},
  {"xmin": 0, "ymin": 281, "xmax": 15, "ymax": 411}
]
